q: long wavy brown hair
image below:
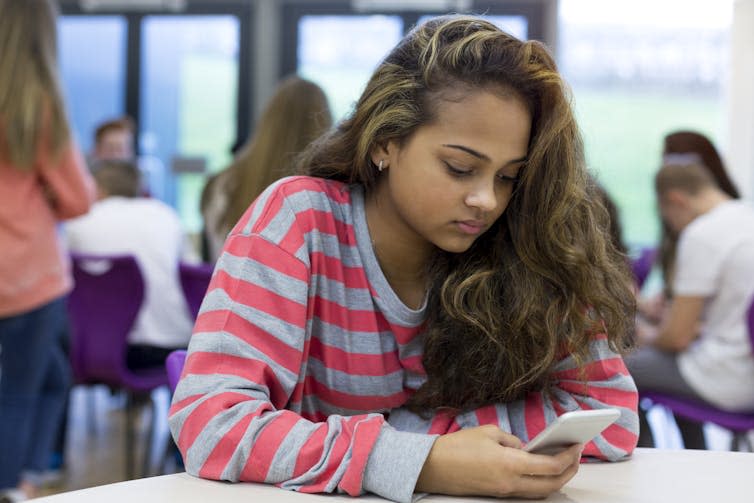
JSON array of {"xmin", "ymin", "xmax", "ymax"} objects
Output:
[
  {"xmin": 214, "ymin": 75, "xmax": 332, "ymax": 233},
  {"xmin": 658, "ymin": 131, "xmax": 739, "ymax": 296},
  {"xmin": 0, "ymin": 0, "xmax": 70, "ymax": 169},
  {"xmin": 300, "ymin": 15, "xmax": 636, "ymax": 412}
]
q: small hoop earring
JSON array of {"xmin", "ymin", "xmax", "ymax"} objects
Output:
[{"xmin": 378, "ymin": 159, "xmax": 384, "ymax": 172}]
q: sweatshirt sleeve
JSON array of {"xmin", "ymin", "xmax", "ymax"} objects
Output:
[
  {"xmin": 388, "ymin": 332, "xmax": 639, "ymax": 461},
  {"xmin": 167, "ymin": 229, "xmax": 432, "ymax": 502},
  {"xmin": 38, "ymin": 140, "xmax": 96, "ymax": 219}
]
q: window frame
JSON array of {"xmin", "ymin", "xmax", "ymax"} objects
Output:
[
  {"xmin": 279, "ymin": 0, "xmax": 551, "ymax": 78},
  {"xmin": 58, "ymin": 0, "xmax": 253, "ymax": 153}
]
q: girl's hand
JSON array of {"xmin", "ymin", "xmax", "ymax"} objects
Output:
[{"xmin": 415, "ymin": 424, "xmax": 582, "ymax": 498}]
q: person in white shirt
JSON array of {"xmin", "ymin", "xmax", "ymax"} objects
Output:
[
  {"xmin": 627, "ymin": 162, "xmax": 754, "ymax": 448},
  {"xmin": 64, "ymin": 159, "xmax": 195, "ymax": 369}
]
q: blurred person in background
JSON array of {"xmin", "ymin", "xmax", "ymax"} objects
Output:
[
  {"xmin": 90, "ymin": 116, "xmax": 135, "ymax": 163},
  {"xmin": 0, "ymin": 0, "xmax": 96, "ymax": 500},
  {"xmin": 199, "ymin": 75, "xmax": 333, "ymax": 262},
  {"xmin": 592, "ymin": 177, "xmax": 629, "ymax": 257},
  {"xmin": 634, "ymin": 131, "xmax": 741, "ymax": 449},
  {"xmin": 629, "ymin": 163, "xmax": 754, "ymax": 449},
  {"xmin": 64, "ymin": 160, "xmax": 195, "ymax": 370},
  {"xmin": 48, "ymin": 115, "xmax": 137, "ymax": 479},
  {"xmin": 656, "ymin": 131, "xmax": 740, "ymax": 295}
]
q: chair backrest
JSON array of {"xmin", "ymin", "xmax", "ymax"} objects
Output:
[
  {"xmin": 631, "ymin": 247, "xmax": 657, "ymax": 289},
  {"xmin": 178, "ymin": 261, "xmax": 214, "ymax": 320},
  {"xmin": 68, "ymin": 253, "xmax": 144, "ymax": 386},
  {"xmin": 166, "ymin": 349, "xmax": 188, "ymax": 393}
]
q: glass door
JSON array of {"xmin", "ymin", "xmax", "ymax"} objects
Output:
[{"xmin": 140, "ymin": 15, "xmax": 240, "ymax": 231}]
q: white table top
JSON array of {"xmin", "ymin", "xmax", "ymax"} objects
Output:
[{"xmin": 34, "ymin": 448, "xmax": 754, "ymax": 503}]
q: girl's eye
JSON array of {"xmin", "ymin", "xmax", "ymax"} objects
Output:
[
  {"xmin": 497, "ymin": 173, "xmax": 519, "ymax": 184},
  {"xmin": 444, "ymin": 161, "xmax": 471, "ymax": 176}
]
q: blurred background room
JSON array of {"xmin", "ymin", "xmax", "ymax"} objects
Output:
[{"xmin": 2, "ymin": 0, "xmax": 754, "ymax": 498}]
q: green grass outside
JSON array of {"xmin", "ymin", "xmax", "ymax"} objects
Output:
[
  {"xmin": 175, "ymin": 55, "xmax": 237, "ymax": 234},
  {"xmin": 572, "ymin": 86, "xmax": 724, "ymax": 250}
]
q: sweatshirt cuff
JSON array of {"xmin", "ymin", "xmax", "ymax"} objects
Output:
[{"xmin": 362, "ymin": 425, "xmax": 438, "ymax": 503}]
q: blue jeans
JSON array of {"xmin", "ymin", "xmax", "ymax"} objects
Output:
[{"xmin": 0, "ymin": 297, "xmax": 71, "ymax": 488}]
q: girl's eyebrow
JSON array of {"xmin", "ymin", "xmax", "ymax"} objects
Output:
[
  {"xmin": 442, "ymin": 144, "xmax": 528, "ymax": 166},
  {"xmin": 442, "ymin": 143, "xmax": 489, "ymax": 161}
]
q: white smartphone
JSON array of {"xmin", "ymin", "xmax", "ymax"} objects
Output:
[{"xmin": 523, "ymin": 408, "xmax": 621, "ymax": 455}]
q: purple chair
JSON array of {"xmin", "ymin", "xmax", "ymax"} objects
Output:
[
  {"xmin": 178, "ymin": 261, "xmax": 214, "ymax": 320},
  {"xmin": 67, "ymin": 253, "xmax": 169, "ymax": 477},
  {"xmin": 641, "ymin": 297, "xmax": 754, "ymax": 451},
  {"xmin": 631, "ymin": 247, "xmax": 658, "ymax": 289},
  {"xmin": 161, "ymin": 349, "xmax": 188, "ymax": 471},
  {"xmin": 166, "ymin": 349, "xmax": 187, "ymax": 394}
]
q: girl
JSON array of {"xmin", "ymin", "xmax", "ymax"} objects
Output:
[
  {"xmin": 169, "ymin": 15, "xmax": 638, "ymax": 502},
  {"xmin": 200, "ymin": 76, "xmax": 333, "ymax": 262},
  {"xmin": 0, "ymin": 0, "xmax": 96, "ymax": 500}
]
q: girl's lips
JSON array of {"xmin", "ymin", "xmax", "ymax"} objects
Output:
[{"xmin": 456, "ymin": 220, "xmax": 485, "ymax": 235}]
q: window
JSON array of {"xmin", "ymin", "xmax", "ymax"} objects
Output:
[
  {"xmin": 297, "ymin": 15, "xmax": 404, "ymax": 119},
  {"xmin": 418, "ymin": 13, "xmax": 528, "ymax": 39},
  {"xmin": 559, "ymin": 0, "xmax": 734, "ymax": 250},
  {"xmin": 283, "ymin": 1, "xmax": 548, "ymax": 122},
  {"xmin": 58, "ymin": 2, "xmax": 252, "ymax": 235},
  {"xmin": 141, "ymin": 15, "xmax": 240, "ymax": 230},
  {"xmin": 58, "ymin": 16, "xmax": 127, "ymax": 152}
]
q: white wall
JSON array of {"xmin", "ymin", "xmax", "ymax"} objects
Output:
[{"xmin": 725, "ymin": 0, "xmax": 754, "ymax": 199}]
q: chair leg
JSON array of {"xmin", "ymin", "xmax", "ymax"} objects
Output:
[
  {"xmin": 637, "ymin": 402, "xmax": 656, "ymax": 447},
  {"xmin": 125, "ymin": 392, "xmax": 135, "ymax": 479},
  {"xmin": 141, "ymin": 396, "xmax": 155, "ymax": 477},
  {"xmin": 731, "ymin": 431, "xmax": 753, "ymax": 452},
  {"xmin": 85, "ymin": 385, "xmax": 97, "ymax": 434},
  {"xmin": 745, "ymin": 431, "xmax": 754, "ymax": 452},
  {"xmin": 159, "ymin": 434, "xmax": 182, "ymax": 474},
  {"xmin": 673, "ymin": 415, "xmax": 707, "ymax": 449}
]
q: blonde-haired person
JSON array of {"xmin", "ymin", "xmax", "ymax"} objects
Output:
[
  {"xmin": 0, "ymin": 0, "xmax": 96, "ymax": 500},
  {"xmin": 170, "ymin": 16, "xmax": 637, "ymax": 502},
  {"xmin": 200, "ymin": 75, "xmax": 333, "ymax": 262}
]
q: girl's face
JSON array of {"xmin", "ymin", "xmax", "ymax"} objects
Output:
[{"xmin": 372, "ymin": 88, "xmax": 532, "ymax": 254}]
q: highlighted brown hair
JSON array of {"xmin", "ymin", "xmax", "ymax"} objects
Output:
[{"xmin": 302, "ymin": 16, "xmax": 635, "ymax": 411}]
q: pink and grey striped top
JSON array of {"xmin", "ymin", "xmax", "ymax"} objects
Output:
[{"xmin": 168, "ymin": 176, "xmax": 638, "ymax": 503}]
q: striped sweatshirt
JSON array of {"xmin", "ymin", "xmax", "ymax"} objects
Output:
[{"xmin": 168, "ymin": 176, "xmax": 639, "ymax": 503}]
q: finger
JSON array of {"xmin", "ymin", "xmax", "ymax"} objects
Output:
[
  {"xmin": 510, "ymin": 456, "xmax": 581, "ymax": 499},
  {"xmin": 496, "ymin": 430, "xmax": 523, "ymax": 449},
  {"xmin": 516, "ymin": 443, "xmax": 583, "ymax": 477},
  {"xmin": 479, "ymin": 424, "xmax": 524, "ymax": 449}
]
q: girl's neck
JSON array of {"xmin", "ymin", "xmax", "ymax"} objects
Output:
[{"xmin": 365, "ymin": 187, "xmax": 432, "ymax": 309}]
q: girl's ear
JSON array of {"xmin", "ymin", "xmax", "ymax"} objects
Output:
[
  {"xmin": 370, "ymin": 141, "xmax": 396, "ymax": 169},
  {"xmin": 370, "ymin": 143, "xmax": 390, "ymax": 168}
]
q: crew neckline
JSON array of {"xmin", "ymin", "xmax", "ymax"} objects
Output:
[{"xmin": 350, "ymin": 184, "xmax": 427, "ymax": 326}]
